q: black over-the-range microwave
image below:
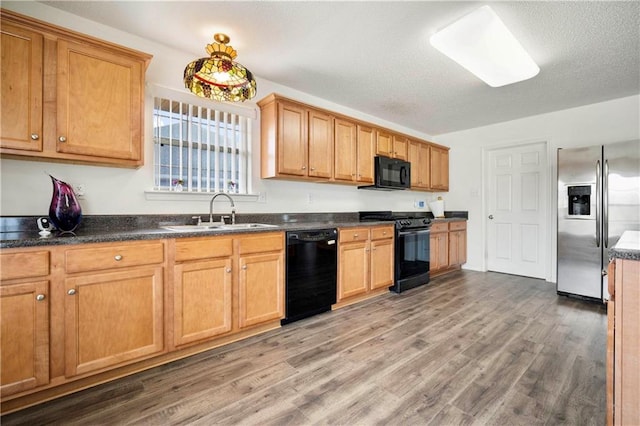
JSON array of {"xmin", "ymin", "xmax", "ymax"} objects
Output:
[{"xmin": 358, "ymin": 155, "xmax": 411, "ymax": 190}]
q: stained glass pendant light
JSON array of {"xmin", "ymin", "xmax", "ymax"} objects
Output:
[{"xmin": 184, "ymin": 33, "xmax": 257, "ymax": 102}]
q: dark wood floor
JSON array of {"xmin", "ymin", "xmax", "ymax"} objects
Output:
[{"xmin": 3, "ymin": 270, "xmax": 607, "ymax": 425}]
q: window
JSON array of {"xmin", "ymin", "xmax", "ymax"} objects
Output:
[{"xmin": 152, "ymin": 93, "xmax": 253, "ymax": 194}]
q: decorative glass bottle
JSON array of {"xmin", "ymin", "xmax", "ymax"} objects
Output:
[{"xmin": 49, "ymin": 175, "xmax": 82, "ymax": 233}]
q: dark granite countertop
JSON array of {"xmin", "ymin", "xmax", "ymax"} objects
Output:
[
  {"xmin": 609, "ymin": 231, "xmax": 640, "ymax": 261},
  {"xmin": 0, "ymin": 214, "xmax": 380, "ymax": 249},
  {"xmin": 0, "ymin": 211, "xmax": 468, "ymax": 249}
]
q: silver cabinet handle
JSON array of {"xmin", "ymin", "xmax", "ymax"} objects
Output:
[
  {"xmin": 596, "ymin": 160, "xmax": 601, "ymax": 248},
  {"xmin": 114, "ymin": 255, "xmax": 123, "ymax": 261},
  {"xmin": 58, "ymin": 136, "xmax": 67, "ymax": 143},
  {"xmin": 67, "ymin": 289, "xmax": 76, "ymax": 295},
  {"xmin": 488, "ymin": 215, "xmax": 494, "ymax": 219},
  {"xmin": 36, "ymin": 294, "xmax": 46, "ymax": 301},
  {"xmin": 604, "ymin": 159, "xmax": 609, "ymax": 248},
  {"xmin": 31, "ymin": 133, "xmax": 39, "ymax": 140}
]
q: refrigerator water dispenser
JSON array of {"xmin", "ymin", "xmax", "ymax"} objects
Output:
[{"xmin": 567, "ymin": 185, "xmax": 591, "ymax": 216}]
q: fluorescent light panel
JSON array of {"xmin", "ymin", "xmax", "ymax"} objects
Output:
[{"xmin": 430, "ymin": 5, "xmax": 539, "ymax": 87}]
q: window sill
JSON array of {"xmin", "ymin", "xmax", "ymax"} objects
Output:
[{"xmin": 144, "ymin": 190, "xmax": 263, "ymax": 203}]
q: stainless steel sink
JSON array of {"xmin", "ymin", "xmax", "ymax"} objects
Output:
[
  {"xmin": 220, "ymin": 223, "xmax": 278, "ymax": 229},
  {"xmin": 161, "ymin": 224, "xmax": 223, "ymax": 232},
  {"xmin": 161, "ymin": 223, "xmax": 277, "ymax": 232}
]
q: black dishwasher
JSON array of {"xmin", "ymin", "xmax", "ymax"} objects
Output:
[{"xmin": 282, "ymin": 229, "xmax": 338, "ymax": 325}]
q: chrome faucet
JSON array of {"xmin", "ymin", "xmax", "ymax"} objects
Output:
[{"xmin": 209, "ymin": 193, "xmax": 236, "ymax": 224}]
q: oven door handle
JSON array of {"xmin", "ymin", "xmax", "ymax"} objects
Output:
[{"xmin": 398, "ymin": 229, "xmax": 431, "ymax": 236}]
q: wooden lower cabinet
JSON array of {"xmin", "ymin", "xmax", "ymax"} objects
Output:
[
  {"xmin": 337, "ymin": 225, "xmax": 394, "ymax": 305},
  {"xmin": 238, "ymin": 252, "xmax": 284, "ymax": 328},
  {"xmin": 607, "ymin": 258, "xmax": 640, "ymax": 426},
  {"xmin": 1, "ymin": 280, "xmax": 50, "ymax": 397},
  {"xmin": 0, "ymin": 231, "xmax": 286, "ymax": 413},
  {"xmin": 430, "ymin": 220, "xmax": 467, "ymax": 277},
  {"xmin": 429, "ymin": 222, "xmax": 449, "ymax": 274},
  {"xmin": 0, "ymin": 249, "xmax": 51, "ymax": 398},
  {"xmin": 64, "ymin": 266, "xmax": 165, "ymax": 377},
  {"xmin": 173, "ymin": 259, "xmax": 233, "ymax": 347}
]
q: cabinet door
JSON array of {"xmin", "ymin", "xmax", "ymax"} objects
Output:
[
  {"xmin": 376, "ymin": 130, "xmax": 393, "ymax": 157},
  {"xmin": 356, "ymin": 125, "xmax": 375, "ymax": 183},
  {"xmin": 56, "ymin": 39, "xmax": 145, "ymax": 162},
  {"xmin": 308, "ymin": 109, "xmax": 333, "ymax": 179},
  {"xmin": 174, "ymin": 259, "xmax": 232, "ymax": 347},
  {"xmin": 408, "ymin": 141, "xmax": 431, "ymax": 189},
  {"xmin": 430, "ymin": 146, "xmax": 449, "ymax": 191},
  {"xmin": 370, "ymin": 238, "xmax": 394, "ymax": 290},
  {"xmin": 338, "ymin": 241, "xmax": 369, "ymax": 300},
  {"xmin": 430, "ymin": 232, "xmax": 449, "ymax": 272},
  {"xmin": 449, "ymin": 231, "xmax": 460, "ymax": 267},
  {"xmin": 0, "ymin": 22, "xmax": 43, "ymax": 152},
  {"xmin": 334, "ymin": 118, "xmax": 357, "ymax": 182},
  {"xmin": 64, "ymin": 267, "xmax": 164, "ymax": 377},
  {"xmin": 238, "ymin": 252, "xmax": 284, "ymax": 328},
  {"xmin": 392, "ymin": 135, "xmax": 408, "ymax": 160},
  {"xmin": 277, "ymin": 101, "xmax": 307, "ymax": 176},
  {"xmin": 1, "ymin": 281, "xmax": 49, "ymax": 396}
]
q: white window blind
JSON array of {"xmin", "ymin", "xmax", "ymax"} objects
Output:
[{"xmin": 152, "ymin": 92, "xmax": 253, "ymax": 194}]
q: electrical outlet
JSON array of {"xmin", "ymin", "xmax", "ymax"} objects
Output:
[
  {"xmin": 414, "ymin": 199, "xmax": 426, "ymax": 208},
  {"xmin": 257, "ymin": 192, "xmax": 266, "ymax": 203},
  {"xmin": 307, "ymin": 193, "xmax": 313, "ymax": 204},
  {"xmin": 74, "ymin": 184, "xmax": 86, "ymax": 199}
]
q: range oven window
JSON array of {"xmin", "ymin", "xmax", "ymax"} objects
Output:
[{"xmin": 397, "ymin": 228, "xmax": 430, "ymax": 281}]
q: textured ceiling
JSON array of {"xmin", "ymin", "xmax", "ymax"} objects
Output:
[{"xmin": 37, "ymin": 1, "xmax": 640, "ymax": 136}]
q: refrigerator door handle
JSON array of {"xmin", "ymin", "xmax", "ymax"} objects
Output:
[
  {"xmin": 596, "ymin": 160, "xmax": 601, "ymax": 248},
  {"xmin": 604, "ymin": 159, "xmax": 609, "ymax": 248}
]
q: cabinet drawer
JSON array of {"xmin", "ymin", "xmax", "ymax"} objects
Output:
[
  {"xmin": 64, "ymin": 242, "xmax": 164, "ymax": 274},
  {"xmin": 175, "ymin": 237, "xmax": 233, "ymax": 262},
  {"xmin": 430, "ymin": 222, "xmax": 449, "ymax": 233},
  {"xmin": 339, "ymin": 228, "xmax": 370, "ymax": 243},
  {"xmin": 0, "ymin": 250, "xmax": 50, "ymax": 281},
  {"xmin": 371, "ymin": 226, "xmax": 394, "ymax": 240},
  {"xmin": 449, "ymin": 221, "xmax": 467, "ymax": 231},
  {"xmin": 237, "ymin": 233, "xmax": 284, "ymax": 255}
]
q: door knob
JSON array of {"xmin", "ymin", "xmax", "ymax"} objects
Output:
[{"xmin": 488, "ymin": 215, "xmax": 494, "ymax": 219}]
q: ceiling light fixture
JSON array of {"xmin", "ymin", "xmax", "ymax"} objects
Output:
[
  {"xmin": 430, "ymin": 5, "xmax": 539, "ymax": 87},
  {"xmin": 184, "ymin": 33, "xmax": 257, "ymax": 102}
]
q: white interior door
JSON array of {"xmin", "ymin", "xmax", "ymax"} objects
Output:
[{"xmin": 486, "ymin": 142, "xmax": 547, "ymax": 278}]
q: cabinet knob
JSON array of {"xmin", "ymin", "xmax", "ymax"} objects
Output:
[
  {"xmin": 488, "ymin": 215, "xmax": 494, "ymax": 220},
  {"xmin": 36, "ymin": 294, "xmax": 46, "ymax": 301},
  {"xmin": 114, "ymin": 255, "xmax": 123, "ymax": 261},
  {"xmin": 242, "ymin": 265, "xmax": 247, "ymax": 270},
  {"xmin": 67, "ymin": 289, "xmax": 76, "ymax": 295},
  {"xmin": 31, "ymin": 133, "xmax": 39, "ymax": 140},
  {"xmin": 226, "ymin": 268, "xmax": 232, "ymax": 273},
  {"xmin": 301, "ymin": 166, "xmax": 307, "ymax": 170},
  {"xmin": 310, "ymin": 167, "xmax": 315, "ymax": 171},
  {"xmin": 58, "ymin": 136, "xmax": 67, "ymax": 143},
  {"xmin": 354, "ymin": 234, "xmax": 358, "ymax": 238}
]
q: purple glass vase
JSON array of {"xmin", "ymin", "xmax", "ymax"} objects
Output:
[{"xmin": 49, "ymin": 175, "xmax": 82, "ymax": 233}]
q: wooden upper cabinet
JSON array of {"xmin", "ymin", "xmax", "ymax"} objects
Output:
[
  {"xmin": 408, "ymin": 141, "xmax": 430, "ymax": 189},
  {"xmin": 334, "ymin": 118, "xmax": 357, "ymax": 182},
  {"xmin": 376, "ymin": 130, "xmax": 393, "ymax": 157},
  {"xmin": 430, "ymin": 145, "xmax": 450, "ymax": 191},
  {"xmin": 0, "ymin": 22, "xmax": 43, "ymax": 152},
  {"xmin": 392, "ymin": 135, "xmax": 408, "ymax": 160},
  {"xmin": 308, "ymin": 109, "xmax": 333, "ymax": 179},
  {"xmin": 277, "ymin": 101, "xmax": 308, "ymax": 176},
  {"xmin": 356, "ymin": 125, "xmax": 375, "ymax": 183},
  {"xmin": 55, "ymin": 39, "xmax": 145, "ymax": 162},
  {"xmin": 0, "ymin": 10, "xmax": 151, "ymax": 167},
  {"xmin": 258, "ymin": 93, "xmax": 450, "ymax": 191}
]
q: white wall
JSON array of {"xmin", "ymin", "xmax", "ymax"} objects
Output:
[
  {"xmin": 0, "ymin": 2, "xmax": 444, "ymax": 217},
  {"xmin": 434, "ymin": 95, "xmax": 640, "ymax": 280}
]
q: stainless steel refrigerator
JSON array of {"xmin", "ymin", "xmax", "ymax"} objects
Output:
[{"xmin": 557, "ymin": 140, "xmax": 640, "ymax": 301}]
